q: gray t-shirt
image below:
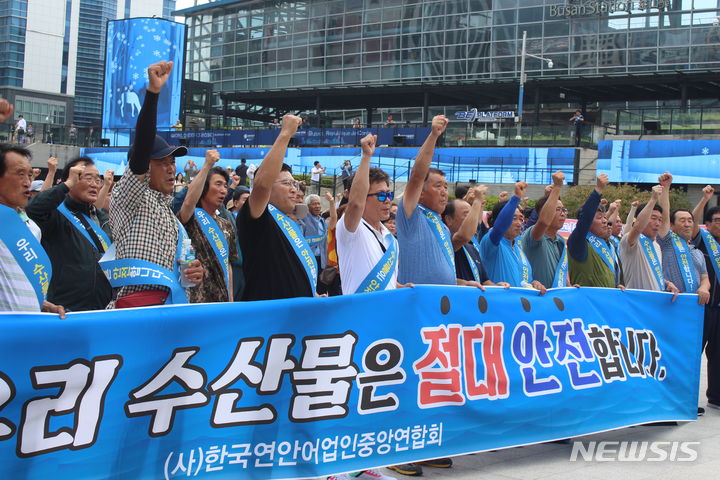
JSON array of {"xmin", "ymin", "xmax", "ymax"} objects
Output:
[
  {"xmin": 619, "ymin": 234, "xmax": 663, "ymax": 291},
  {"xmin": 657, "ymin": 232, "xmax": 707, "ymax": 293},
  {"xmin": 396, "ymin": 199, "xmax": 456, "ymax": 285},
  {"xmin": 521, "ymin": 226, "xmax": 565, "ymax": 288}
]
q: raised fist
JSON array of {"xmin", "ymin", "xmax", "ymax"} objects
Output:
[
  {"xmin": 147, "ymin": 61, "xmax": 173, "ymax": 94},
  {"xmin": 103, "ymin": 169, "xmax": 115, "ymax": 185},
  {"xmin": 47, "ymin": 156, "xmax": 58, "ymax": 170},
  {"xmin": 514, "ymin": 181, "xmax": 528, "ymax": 198},
  {"xmin": 280, "ymin": 114, "xmax": 302, "ymax": 137},
  {"xmin": 0, "ymin": 99, "xmax": 14, "ymax": 124},
  {"xmin": 596, "ymin": 174, "xmax": 609, "ymax": 192},
  {"xmin": 324, "ymin": 192, "xmax": 334, "ymax": 203},
  {"xmin": 600, "ymin": 198, "xmax": 608, "ymax": 207},
  {"xmin": 498, "ymin": 191, "xmax": 509, "ymax": 202},
  {"xmin": 360, "ymin": 134, "xmax": 377, "ymax": 156},
  {"xmin": 205, "ymin": 149, "xmax": 220, "ymax": 166},
  {"xmin": 65, "ymin": 163, "xmax": 86, "ymax": 189},
  {"xmin": 651, "ymin": 185, "xmax": 663, "ymax": 200},
  {"xmin": 551, "ymin": 170, "xmax": 565, "ymax": 186},
  {"xmin": 703, "ymin": 185, "xmax": 715, "ymax": 200},
  {"xmin": 631, "ymin": 200, "xmax": 640, "ymax": 208},
  {"xmin": 430, "ymin": 115, "xmax": 448, "ymax": 136},
  {"xmin": 658, "ymin": 171, "xmax": 672, "ymax": 188}
]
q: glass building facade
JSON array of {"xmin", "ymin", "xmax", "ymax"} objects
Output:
[
  {"xmin": 179, "ymin": 0, "xmax": 720, "ymax": 120},
  {"xmin": 0, "ymin": 0, "xmax": 28, "ymax": 88}
]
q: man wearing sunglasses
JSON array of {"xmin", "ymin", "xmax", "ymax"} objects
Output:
[
  {"xmin": 25, "ymin": 156, "xmax": 113, "ymax": 311},
  {"xmin": 336, "ymin": 134, "xmax": 403, "ymax": 296},
  {"xmin": 236, "ymin": 114, "xmax": 312, "ymax": 301},
  {"xmin": 520, "ymin": 170, "xmax": 569, "ymax": 289}
]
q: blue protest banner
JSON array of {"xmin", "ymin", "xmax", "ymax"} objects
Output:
[{"xmin": 0, "ymin": 287, "xmax": 702, "ymax": 479}]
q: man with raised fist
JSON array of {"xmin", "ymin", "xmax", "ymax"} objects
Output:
[{"xmin": 109, "ymin": 61, "xmax": 204, "ymax": 308}]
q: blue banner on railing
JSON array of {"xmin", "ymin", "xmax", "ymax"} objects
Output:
[{"xmin": 0, "ymin": 287, "xmax": 701, "ymax": 479}]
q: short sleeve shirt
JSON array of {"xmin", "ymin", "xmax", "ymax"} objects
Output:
[
  {"xmin": 521, "ymin": 226, "xmax": 565, "ymax": 288},
  {"xmin": 619, "ymin": 234, "xmax": 663, "ymax": 291},
  {"xmin": 336, "ymin": 216, "xmax": 398, "ymax": 295},
  {"xmin": 396, "ymin": 199, "xmax": 456, "ymax": 285},
  {"xmin": 657, "ymin": 232, "xmax": 707, "ymax": 293}
]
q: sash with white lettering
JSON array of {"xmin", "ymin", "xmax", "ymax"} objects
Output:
[
  {"xmin": 356, "ymin": 233, "xmax": 398, "ymax": 293},
  {"xmin": 552, "ymin": 240, "xmax": 569, "ymax": 288},
  {"xmin": 99, "ymin": 218, "xmax": 189, "ymax": 304},
  {"xmin": 513, "ymin": 239, "xmax": 532, "ymax": 286},
  {"xmin": 0, "ymin": 204, "xmax": 52, "ymax": 309},
  {"xmin": 306, "ymin": 232, "xmax": 327, "ymax": 247},
  {"xmin": 57, "ymin": 202, "xmax": 110, "ymax": 251},
  {"xmin": 268, "ymin": 204, "xmax": 318, "ymax": 293},
  {"xmin": 418, "ymin": 204, "xmax": 455, "ymax": 270},
  {"xmin": 586, "ymin": 233, "xmax": 616, "ymax": 274},
  {"xmin": 670, "ymin": 231, "xmax": 699, "ymax": 292},
  {"xmin": 610, "ymin": 235, "xmax": 621, "ymax": 253},
  {"xmin": 195, "ymin": 208, "xmax": 230, "ymax": 291},
  {"xmin": 700, "ymin": 229, "xmax": 720, "ymax": 296},
  {"xmin": 638, "ymin": 234, "xmax": 664, "ymax": 291}
]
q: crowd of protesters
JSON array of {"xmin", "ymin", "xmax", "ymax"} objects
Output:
[{"xmin": 1, "ymin": 61, "xmax": 718, "ymax": 479}]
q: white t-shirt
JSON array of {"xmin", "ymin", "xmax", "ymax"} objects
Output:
[
  {"xmin": 0, "ymin": 215, "xmax": 43, "ymax": 312},
  {"xmin": 619, "ymin": 234, "xmax": 663, "ymax": 291},
  {"xmin": 311, "ymin": 167, "xmax": 323, "ymax": 182},
  {"xmin": 336, "ymin": 216, "xmax": 398, "ymax": 295},
  {"xmin": 16, "ymin": 118, "xmax": 26, "ymax": 131}
]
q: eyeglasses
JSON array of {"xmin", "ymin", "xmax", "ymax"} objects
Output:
[
  {"xmin": 367, "ymin": 191, "xmax": 395, "ymax": 202},
  {"xmin": 80, "ymin": 175, "xmax": 103, "ymax": 186},
  {"xmin": 709, "ymin": 218, "xmax": 720, "ymax": 224},
  {"xmin": 556, "ymin": 207, "xmax": 568, "ymax": 214},
  {"xmin": 275, "ymin": 179, "xmax": 300, "ymax": 190}
]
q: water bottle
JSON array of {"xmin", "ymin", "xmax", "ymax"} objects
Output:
[{"xmin": 179, "ymin": 239, "xmax": 197, "ymax": 288}]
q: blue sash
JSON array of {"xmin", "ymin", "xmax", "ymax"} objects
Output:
[
  {"xmin": 306, "ymin": 233, "xmax": 327, "ymax": 248},
  {"xmin": 57, "ymin": 202, "xmax": 111, "ymax": 252},
  {"xmin": 586, "ymin": 233, "xmax": 616, "ymax": 274},
  {"xmin": 513, "ymin": 239, "xmax": 532, "ymax": 286},
  {"xmin": 268, "ymin": 204, "xmax": 318, "ymax": 293},
  {"xmin": 638, "ymin": 234, "xmax": 664, "ymax": 291},
  {"xmin": 195, "ymin": 208, "xmax": 230, "ymax": 291},
  {"xmin": 463, "ymin": 244, "xmax": 481, "ymax": 283},
  {"xmin": 418, "ymin": 204, "xmax": 455, "ymax": 271},
  {"xmin": 99, "ymin": 218, "xmax": 189, "ymax": 304},
  {"xmin": 610, "ymin": 235, "xmax": 621, "ymax": 253},
  {"xmin": 552, "ymin": 240, "xmax": 569, "ymax": 288},
  {"xmin": 0, "ymin": 204, "xmax": 52, "ymax": 309},
  {"xmin": 670, "ymin": 231, "xmax": 699, "ymax": 293},
  {"xmin": 355, "ymin": 233, "xmax": 398, "ymax": 293},
  {"xmin": 700, "ymin": 230, "xmax": 720, "ymax": 296}
]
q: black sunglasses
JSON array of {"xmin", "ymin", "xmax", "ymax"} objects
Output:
[{"xmin": 367, "ymin": 191, "xmax": 395, "ymax": 202}]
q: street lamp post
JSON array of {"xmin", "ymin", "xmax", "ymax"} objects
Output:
[{"xmin": 516, "ymin": 30, "xmax": 554, "ymax": 139}]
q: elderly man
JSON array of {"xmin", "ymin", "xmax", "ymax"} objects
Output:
[
  {"xmin": 25, "ymin": 157, "xmax": 113, "ymax": 311},
  {"xmin": 108, "ymin": 61, "xmax": 204, "ymax": 308},
  {"xmin": 0, "ymin": 114, "xmax": 64, "ymax": 316}
]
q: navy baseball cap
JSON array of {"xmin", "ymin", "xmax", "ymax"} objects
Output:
[
  {"xmin": 150, "ymin": 135, "xmax": 187, "ymax": 159},
  {"xmin": 127, "ymin": 135, "xmax": 188, "ymax": 161}
]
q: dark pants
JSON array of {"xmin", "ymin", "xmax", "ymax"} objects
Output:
[{"xmin": 703, "ymin": 306, "xmax": 720, "ymax": 405}]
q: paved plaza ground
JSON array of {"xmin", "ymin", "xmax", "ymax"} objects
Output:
[{"xmin": 376, "ymin": 357, "xmax": 717, "ymax": 480}]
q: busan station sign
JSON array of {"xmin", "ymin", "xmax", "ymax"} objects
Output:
[
  {"xmin": 549, "ymin": 0, "xmax": 672, "ymax": 17},
  {"xmin": 455, "ymin": 110, "xmax": 515, "ymax": 122}
]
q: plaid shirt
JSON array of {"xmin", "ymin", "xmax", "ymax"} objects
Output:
[{"xmin": 109, "ymin": 169, "xmax": 179, "ymax": 300}]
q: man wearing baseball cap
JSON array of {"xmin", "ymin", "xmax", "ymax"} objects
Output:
[{"xmin": 107, "ymin": 60, "xmax": 204, "ymax": 308}]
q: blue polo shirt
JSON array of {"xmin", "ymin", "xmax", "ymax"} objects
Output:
[
  {"xmin": 396, "ymin": 199, "xmax": 456, "ymax": 285},
  {"xmin": 479, "ymin": 195, "xmax": 533, "ymax": 286}
]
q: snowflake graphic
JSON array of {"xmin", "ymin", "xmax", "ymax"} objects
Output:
[
  {"xmin": 153, "ymin": 50, "xmax": 161, "ymax": 57},
  {"xmin": 702, "ymin": 147, "xmax": 710, "ymax": 155},
  {"xmin": 132, "ymin": 72, "xmax": 139, "ymax": 80},
  {"xmin": 153, "ymin": 35, "xmax": 161, "ymax": 42}
]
